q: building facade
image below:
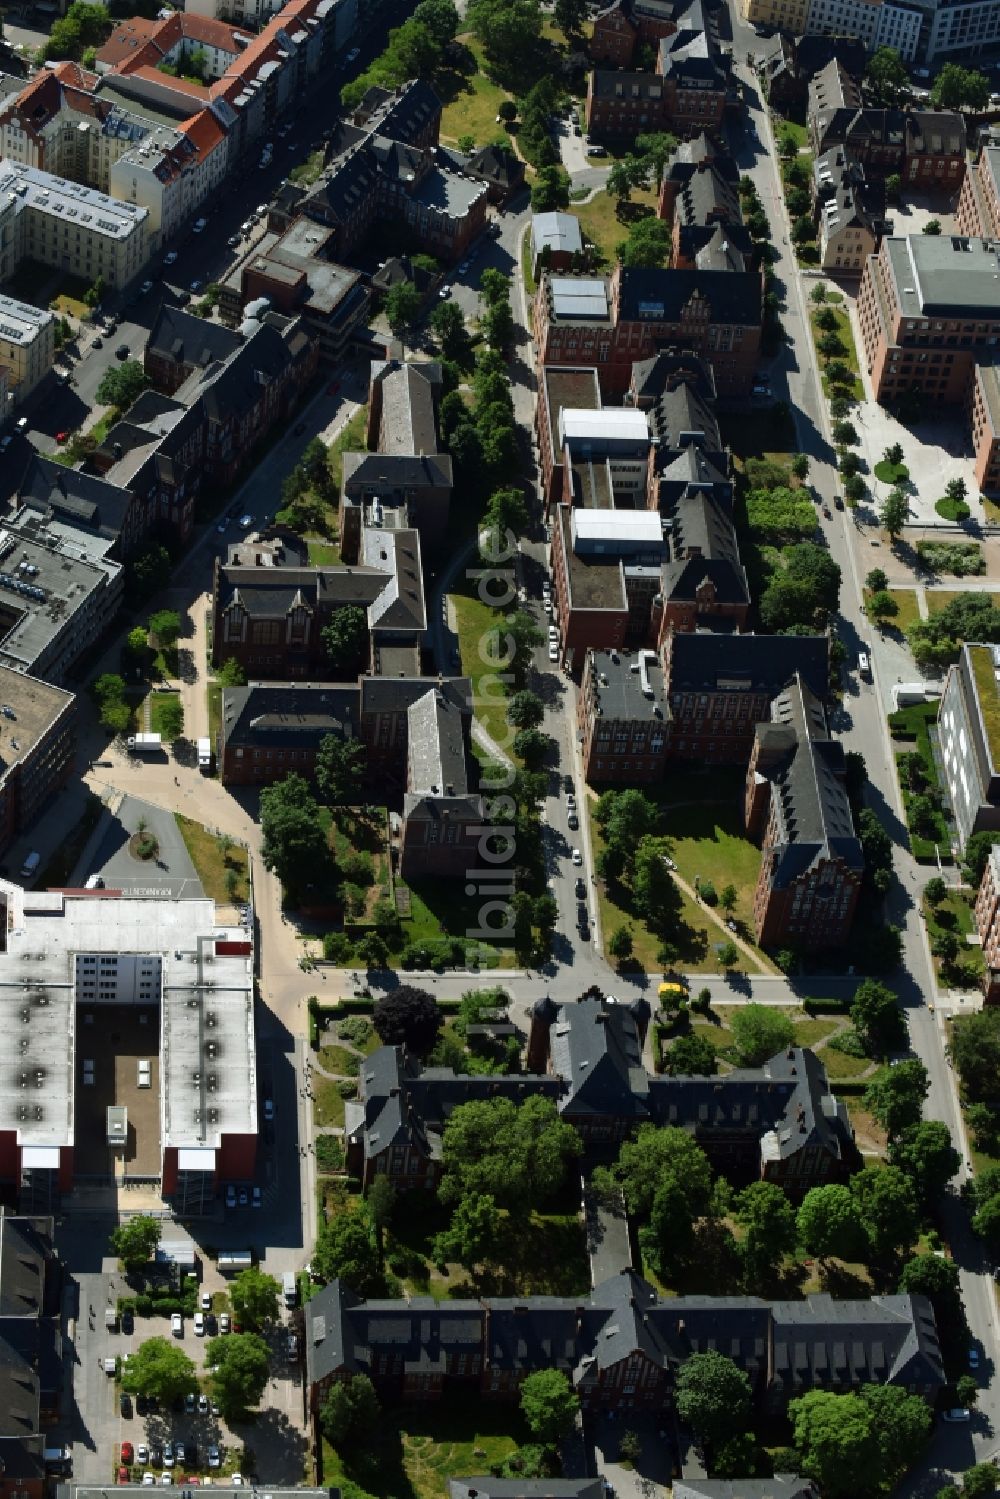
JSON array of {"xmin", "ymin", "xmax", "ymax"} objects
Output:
[
  {"xmin": 0, "ymin": 295, "xmax": 54, "ymax": 406},
  {"xmin": 938, "ymin": 642, "xmax": 1000, "ymax": 851},
  {"xmin": 746, "ymin": 676, "xmax": 863, "ymax": 950},
  {"xmin": 0, "ymin": 158, "xmax": 149, "ymax": 290}
]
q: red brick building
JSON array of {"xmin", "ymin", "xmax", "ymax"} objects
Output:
[
  {"xmin": 858, "ymin": 234, "xmax": 1000, "ymax": 408},
  {"xmin": 589, "ymin": 0, "xmax": 679, "ymax": 66},
  {"xmin": 551, "ymin": 506, "xmax": 667, "ymax": 661},
  {"xmin": 746, "ymin": 675, "xmax": 863, "ymax": 951},
  {"xmin": 532, "ymin": 265, "xmax": 762, "ymax": 401},
  {"xmin": 957, "ymin": 143, "xmax": 1000, "ymax": 240},
  {"xmin": 970, "ymin": 362, "xmax": 1000, "ymax": 499}
]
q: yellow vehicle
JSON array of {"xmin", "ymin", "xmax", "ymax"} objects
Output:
[{"xmin": 658, "ymin": 981, "xmax": 687, "ymax": 1004}]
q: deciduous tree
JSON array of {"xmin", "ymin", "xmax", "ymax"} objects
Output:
[
  {"xmin": 230, "ymin": 1268, "xmax": 280, "ymax": 1328},
  {"xmin": 729, "ymin": 1004, "xmax": 794, "ymax": 1065},
  {"xmin": 121, "ymin": 1338, "xmax": 197, "ymax": 1403},
  {"xmin": 863, "ymin": 1060, "xmax": 929, "ymax": 1137},
  {"xmin": 110, "ymin": 1216, "xmax": 161, "ymax": 1268},
  {"xmin": 796, "ymin": 1184, "xmax": 865, "ymax": 1262},
  {"xmin": 205, "ymin": 1332, "xmax": 270, "ymax": 1416},
  {"xmin": 373, "ymin": 986, "xmax": 442, "ymax": 1055},
  {"xmin": 675, "ymin": 1352, "xmax": 753, "ymax": 1449},
  {"xmin": 520, "ymin": 1369, "xmax": 580, "ymax": 1443}
]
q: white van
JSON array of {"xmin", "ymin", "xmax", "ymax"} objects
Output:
[
  {"xmin": 19, "ymin": 851, "xmax": 40, "ymax": 880},
  {"xmin": 858, "ymin": 651, "xmax": 872, "ymax": 681},
  {"xmin": 137, "ymin": 1060, "xmax": 152, "ymax": 1088},
  {"xmin": 282, "ymin": 1270, "xmax": 297, "ymax": 1308},
  {"xmin": 197, "ymin": 738, "xmax": 212, "ymax": 771}
]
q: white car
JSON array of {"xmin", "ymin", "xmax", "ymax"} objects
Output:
[
  {"xmin": 571, "ymin": 848, "xmax": 582, "ymax": 865},
  {"xmin": 163, "ymin": 251, "xmax": 178, "ymax": 266},
  {"xmin": 198, "ymin": 1393, "xmax": 209, "ymax": 1414},
  {"xmin": 16, "ymin": 417, "xmax": 28, "ymax": 432},
  {"xmin": 143, "ymin": 1475, "xmax": 156, "ymax": 1487},
  {"xmin": 160, "ymin": 1476, "xmax": 172, "ymax": 1487},
  {"xmin": 137, "ymin": 1446, "xmax": 149, "ymax": 1465},
  {"xmin": 200, "ymin": 1290, "xmax": 212, "ymax": 1311},
  {"xmin": 208, "ymin": 1448, "xmax": 221, "ymax": 1470},
  {"xmin": 548, "ymin": 643, "xmax": 559, "ymax": 662},
  {"xmin": 256, "ymin": 204, "xmax": 268, "ymax": 217},
  {"xmin": 193, "ymin": 1312, "xmax": 205, "ymax": 1336},
  {"xmin": 170, "ymin": 1313, "xmax": 183, "ymax": 1337},
  {"xmin": 232, "ymin": 1478, "xmax": 244, "ymax": 1488},
  {"xmin": 219, "ymin": 1312, "xmax": 231, "ymax": 1334}
]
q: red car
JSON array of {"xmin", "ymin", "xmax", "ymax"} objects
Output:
[
  {"xmin": 121, "ymin": 1443, "xmax": 134, "ymax": 1465},
  {"xmin": 118, "ymin": 1467, "xmax": 129, "ymax": 1484},
  {"xmin": 56, "ymin": 431, "xmax": 69, "ymax": 444}
]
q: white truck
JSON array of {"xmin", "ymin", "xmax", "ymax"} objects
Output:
[
  {"xmin": 283, "ymin": 1270, "xmax": 297, "ymax": 1308},
  {"xmin": 197, "ymin": 737, "xmax": 212, "ymax": 772},
  {"xmin": 127, "ymin": 733, "xmax": 162, "ymax": 755}
]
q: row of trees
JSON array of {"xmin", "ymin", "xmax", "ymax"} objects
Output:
[
  {"xmin": 439, "ymin": 346, "xmax": 523, "ymax": 497},
  {"xmin": 43, "ymin": 0, "xmax": 112, "ymax": 60},
  {"xmin": 866, "ymin": 46, "xmax": 991, "ymax": 112},
  {"xmin": 906, "ymin": 593, "xmax": 1000, "ymax": 672},
  {"xmin": 340, "ymin": 0, "xmax": 459, "ymax": 110}
]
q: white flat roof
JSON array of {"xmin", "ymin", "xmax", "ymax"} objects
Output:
[
  {"xmin": 0, "ymin": 158, "xmax": 148, "ymax": 240},
  {"xmin": 0, "ymin": 293, "xmax": 54, "ymax": 347},
  {"xmin": 550, "ymin": 276, "xmax": 609, "ymax": 320},
  {"xmin": 0, "ymin": 883, "xmax": 256, "ymax": 1157},
  {"xmin": 571, "ymin": 509, "xmax": 663, "ymax": 545},
  {"xmin": 559, "ymin": 407, "xmax": 650, "ymax": 445}
]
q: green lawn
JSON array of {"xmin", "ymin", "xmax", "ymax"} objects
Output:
[
  {"xmin": 924, "ymin": 888, "xmax": 984, "ymax": 986},
  {"xmin": 288, "ymin": 149, "xmax": 326, "ymax": 185},
  {"xmin": 439, "ymin": 34, "xmax": 512, "ymax": 149},
  {"xmin": 926, "ymin": 589, "xmax": 1000, "ymax": 614},
  {"xmin": 774, "ymin": 118, "xmax": 809, "ymax": 148},
  {"xmin": 322, "ymin": 1400, "xmax": 521, "ymax": 1499},
  {"xmin": 399, "ymin": 878, "xmax": 513, "ymax": 969},
  {"xmin": 333, "ymin": 406, "xmax": 368, "ymax": 488},
  {"xmin": 175, "ymin": 815, "xmax": 250, "ymax": 905},
  {"xmin": 574, "ymin": 186, "xmax": 659, "ymax": 266},
  {"xmin": 810, "ymin": 305, "xmax": 864, "ymax": 401},
  {"xmin": 863, "ymin": 587, "xmax": 921, "ymax": 635},
  {"xmin": 316, "ymin": 1044, "xmax": 360, "ymax": 1078},
  {"xmin": 873, "ymin": 460, "xmax": 909, "ymax": 485},
  {"xmin": 149, "ymin": 693, "xmax": 183, "ymax": 740},
  {"xmin": 449, "ymin": 589, "xmax": 518, "ymax": 760},
  {"xmin": 588, "ymin": 797, "xmax": 768, "ymax": 975},
  {"xmin": 306, "ymin": 539, "xmax": 343, "ymax": 565},
  {"xmin": 815, "ymin": 1043, "xmax": 877, "ymax": 1083},
  {"xmin": 313, "ymin": 1078, "xmax": 346, "ymax": 1129},
  {"xmin": 665, "ymin": 802, "xmax": 763, "ymax": 928}
]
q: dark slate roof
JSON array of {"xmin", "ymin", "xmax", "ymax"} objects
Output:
[
  {"xmin": 674, "ymin": 162, "xmax": 742, "ymax": 228},
  {"xmin": 217, "ymin": 563, "xmax": 390, "ymax": 617},
  {"xmin": 649, "ymin": 380, "xmax": 723, "ymax": 456},
  {"xmin": 769, "ymin": 1293, "xmax": 944, "ymax": 1397},
  {"xmin": 220, "ymin": 683, "xmax": 361, "ymax": 755},
  {"xmin": 374, "ymin": 78, "xmax": 443, "ymax": 144},
  {"xmin": 794, "ymin": 34, "xmax": 867, "ymax": 82},
  {"xmin": 469, "ymin": 143, "xmax": 525, "ymax": 189},
  {"xmin": 146, "ymin": 304, "xmax": 241, "ymax": 370},
  {"xmin": 629, "ymin": 350, "xmax": 717, "ymax": 405},
  {"xmin": 16, "ymin": 455, "xmax": 132, "ymax": 544},
  {"xmin": 550, "ymin": 996, "xmax": 649, "ymax": 1118},
  {"xmin": 0, "ymin": 1217, "xmax": 49, "ymax": 1320},
  {"xmin": 617, "ymin": 267, "xmax": 761, "ymax": 328},
  {"xmin": 449, "ymin": 1482, "xmax": 605, "ymax": 1499},
  {"xmin": 666, "ymin": 631, "xmax": 829, "ymax": 702},
  {"xmin": 342, "ymin": 452, "xmax": 453, "ymax": 492},
  {"xmin": 187, "ymin": 318, "xmax": 313, "ymax": 426},
  {"xmin": 674, "ymin": 1480, "xmax": 819, "ymax": 1499},
  {"xmin": 360, "ymin": 675, "xmax": 472, "ymax": 717},
  {"xmin": 754, "ymin": 675, "xmax": 863, "ymax": 885},
  {"xmin": 905, "ymin": 110, "xmax": 965, "ymax": 156},
  {"xmin": 371, "ymin": 256, "xmax": 438, "ymax": 294},
  {"xmin": 661, "ymin": 477, "xmax": 750, "ymax": 608}
]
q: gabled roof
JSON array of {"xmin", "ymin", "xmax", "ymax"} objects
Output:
[
  {"xmin": 617, "ymin": 267, "xmax": 762, "ymax": 328},
  {"xmin": 147, "ymin": 304, "xmax": 242, "ymax": 370},
  {"xmin": 16, "ymin": 455, "xmax": 132, "ymax": 546},
  {"xmin": 220, "ymin": 683, "xmax": 361, "ymax": 755},
  {"xmin": 674, "ymin": 1480, "xmax": 818, "ymax": 1499},
  {"xmin": 550, "ymin": 996, "xmax": 649, "ymax": 1118},
  {"xmin": 468, "ymin": 142, "xmax": 525, "ymax": 188},
  {"xmin": 667, "ymin": 631, "xmax": 829, "ymax": 702}
]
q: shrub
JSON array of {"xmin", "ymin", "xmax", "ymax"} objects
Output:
[
  {"xmin": 316, "ymin": 1136, "xmax": 345, "ymax": 1172},
  {"xmin": 337, "ymin": 1079, "xmax": 357, "ymax": 1099},
  {"xmin": 828, "ymin": 1028, "xmax": 868, "ymax": 1059},
  {"xmin": 698, "ymin": 880, "xmax": 718, "ymax": 906},
  {"xmin": 323, "ymin": 932, "xmax": 354, "ymax": 962},
  {"xmin": 337, "ymin": 1016, "xmax": 373, "ymax": 1047}
]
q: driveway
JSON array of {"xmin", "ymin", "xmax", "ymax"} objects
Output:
[{"xmin": 89, "ymin": 794, "xmax": 203, "ymax": 899}]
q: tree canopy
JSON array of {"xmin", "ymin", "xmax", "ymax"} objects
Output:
[
  {"xmin": 259, "ymin": 774, "xmax": 330, "ymax": 893},
  {"xmin": 790, "ymin": 1390, "xmax": 879, "ymax": 1497},
  {"xmin": 439, "ymin": 1094, "xmax": 581, "ymax": 1212},
  {"xmin": 322, "ymin": 606, "xmax": 368, "ymax": 677},
  {"xmin": 850, "ymin": 979, "xmax": 907, "ymax": 1057},
  {"xmin": 519, "ymin": 1369, "xmax": 580, "ymax": 1443},
  {"xmin": 204, "ymin": 1332, "xmax": 270, "ymax": 1416},
  {"xmin": 229, "ymin": 1268, "xmax": 280, "ymax": 1328},
  {"xmin": 110, "ymin": 1215, "xmax": 161, "ymax": 1268},
  {"xmin": 735, "ymin": 1181, "xmax": 797, "ymax": 1284},
  {"xmin": 850, "ymin": 1164, "xmax": 919, "ymax": 1264},
  {"xmin": 373, "ymin": 986, "xmax": 442, "ymax": 1056},
  {"xmin": 729, "ymin": 1004, "xmax": 794, "ymax": 1066},
  {"xmin": 315, "ymin": 735, "xmax": 366, "ymax": 805},
  {"xmin": 96, "ymin": 359, "xmax": 149, "ymax": 411},
  {"xmin": 888, "ymin": 1120, "xmax": 960, "ymax": 1205},
  {"xmin": 931, "ymin": 62, "xmax": 990, "ymax": 110},
  {"xmin": 796, "ymin": 1184, "xmax": 865, "ymax": 1262},
  {"xmin": 320, "ymin": 1374, "xmax": 380, "ymax": 1449},
  {"xmin": 120, "ymin": 1337, "xmax": 197, "ymax": 1402},
  {"xmin": 312, "ymin": 1207, "xmax": 383, "ymax": 1293},
  {"xmin": 675, "ymin": 1351, "xmax": 753, "ymax": 1449},
  {"xmin": 865, "ymin": 45, "xmax": 909, "ymax": 103},
  {"xmin": 948, "ymin": 1005, "xmax": 1000, "ymax": 1101},
  {"xmin": 863, "ymin": 1059, "xmax": 929, "ymax": 1137},
  {"xmin": 907, "ymin": 595, "xmax": 1000, "ymax": 672}
]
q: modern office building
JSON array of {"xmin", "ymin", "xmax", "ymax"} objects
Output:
[{"xmin": 938, "ymin": 642, "xmax": 1000, "ymax": 851}]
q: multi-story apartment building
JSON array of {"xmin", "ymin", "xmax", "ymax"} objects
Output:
[
  {"xmin": 938, "ymin": 642, "xmax": 1000, "ymax": 851},
  {"xmin": 0, "ymin": 510, "xmax": 122, "ymax": 683},
  {"xmin": 970, "ymin": 360, "xmax": 1000, "ymax": 497},
  {"xmin": 340, "ymin": 360, "xmax": 453, "ymax": 555},
  {"xmin": 0, "ymin": 1215, "xmax": 64, "ymax": 1499},
  {"xmin": 921, "ymin": 0, "xmax": 1000, "ymax": 62},
  {"xmin": 956, "ymin": 142, "xmax": 1000, "ymax": 241},
  {"xmin": 578, "ymin": 632, "xmax": 830, "ymax": 781},
  {"xmin": 974, "ymin": 843, "xmax": 1000, "ymax": 1001},
  {"xmin": 579, "ymin": 647, "xmax": 671, "ymax": 782},
  {"xmin": 533, "ymin": 265, "xmax": 762, "ymax": 400},
  {"xmin": 813, "ymin": 152, "xmax": 882, "ymax": 275},
  {"xmin": 297, "ymin": 81, "xmax": 486, "ymax": 264},
  {"xmin": 657, "ymin": 134, "xmax": 753, "ymax": 271},
  {"xmin": 551, "ymin": 508, "xmax": 668, "ymax": 661},
  {"xmin": 0, "ymin": 667, "xmax": 76, "ymax": 860},
  {"xmin": 808, "ymin": 63, "xmax": 966, "ymax": 184},
  {"xmin": 590, "ymin": 0, "xmax": 680, "ymax": 66},
  {"xmin": 743, "ymin": 0, "xmax": 811, "ymax": 35},
  {"xmin": 537, "ymin": 366, "xmax": 604, "ymax": 507},
  {"xmin": 0, "ymin": 61, "xmax": 227, "ymax": 251},
  {"xmin": 0, "ymin": 294, "xmax": 54, "ymax": 405},
  {"xmin": 0, "ymin": 159, "xmax": 149, "ymax": 289},
  {"xmin": 802, "ymin": 0, "xmax": 922, "ymax": 58},
  {"xmin": 746, "ymin": 675, "xmax": 864, "ymax": 950},
  {"xmin": 759, "ymin": 34, "xmax": 868, "ymax": 114},
  {"xmin": 857, "ymin": 234, "xmax": 1000, "ymax": 407}
]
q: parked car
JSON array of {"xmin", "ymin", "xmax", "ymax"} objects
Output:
[
  {"xmin": 219, "ymin": 1312, "xmax": 231, "ymax": 1334},
  {"xmin": 143, "ymin": 1474, "xmax": 156, "ymax": 1486},
  {"xmin": 969, "ymin": 1346, "xmax": 980, "ymax": 1369},
  {"xmin": 163, "ymin": 1446, "xmax": 176, "ymax": 1470},
  {"xmin": 193, "ymin": 1313, "xmax": 205, "ymax": 1336},
  {"xmin": 942, "ymin": 1408, "xmax": 971, "ymax": 1423},
  {"xmin": 171, "ymin": 1313, "xmax": 183, "ymax": 1337},
  {"xmin": 185, "ymin": 1393, "xmax": 195, "ymax": 1413},
  {"xmin": 225, "ymin": 1184, "xmax": 236, "ymax": 1208},
  {"xmin": 192, "ymin": 218, "xmax": 207, "ymax": 232},
  {"xmin": 115, "ymin": 344, "xmax": 130, "ymax": 360},
  {"xmin": 140, "ymin": 280, "xmax": 154, "ymax": 294},
  {"xmin": 120, "ymin": 1393, "xmax": 132, "ymax": 1417},
  {"xmin": 252, "ymin": 1185, "xmax": 262, "ymax": 1208},
  {"xmin": 345, "ymin": 45, "xmax": 360, "ymax": 62},
  {"xmin": 150, "ymin": 1446, "xmax": 163, "ymax": 1467},
  {"xmin": 164, "ymin": 252, "xmax": 178, "ymax": 266},
  {"xmin": 575, "ymin": 877, "xmax": 586, "ymax": 899},
  {"xmin": 571, "ymin": 848, "xmax": 582, "ymax": 865},
  {"xmin": 208, "ymin": 1449, "xmax": 221, "ymax": 1470},
  {"xmin": 190, "ymin": 280, "xmax": 204, "ymax": 295},
  {"xmin": 198, "ymin": 1394, "xmax": 209, "ymax": 1414},
  {"xmin": 263, "ymin": 1097, "xmax": 274, "ymax": 1120},
  {"xmin": 568, "ymin": 812, "xmax": 579, "ymax": 830},
  {"xmin": 122, "ymin": 1444, "xmax": 134, "ymax": 1464},
  {"xmin": 238, "ymin": 1186, "xmax": 249, "ymax": 1207},
  {"xmin": 548, "ymin": 642, "xmax": 559, "ymax": 662}
]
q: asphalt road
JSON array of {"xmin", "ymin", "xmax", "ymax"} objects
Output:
[{"xmin": 728, "ymin": 36, "xmax": 1000, "ymax": 1482}]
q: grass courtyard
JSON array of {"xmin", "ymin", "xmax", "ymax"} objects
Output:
[
  {"xmin": 322, "ymin": 1400, "xmax": 522, "ymax": 1499},
  {"xmin": 175, "ymin": 816, "xmax": 250, "ymax": 905},
  {"xmin": 438, "ymin": 35, "xmax": 512, "ymax": 149},
  {"xmin": 574, "ymin": 186, "xmax": 660, "ymax": 266},
  {"xmin": 863, "ymin": 587, "xmax": 921, "ymax": 635},
  {"xmin": 449, "ymin": 588, "xmax": 519, "ymax": 761},
  {"xmin": 809, "ymin": 303, "xmax": 864, "ymax": 402}
]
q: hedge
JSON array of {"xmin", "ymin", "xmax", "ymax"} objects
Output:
[{"xmin": 802, "ymin": 997, "xmax": 851, "ymax": 1015}]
